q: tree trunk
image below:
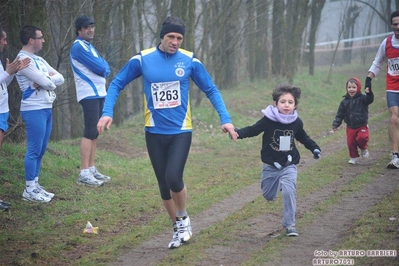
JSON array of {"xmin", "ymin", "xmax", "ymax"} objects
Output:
[
  {"xmin": 272, "ymin": 0, "xmax": 284, "ymax": 76},
  {"xmin": 308, "ymin": 0, "xmax": 325, "ymax": 76}
]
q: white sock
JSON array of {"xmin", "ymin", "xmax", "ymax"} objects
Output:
[
  {"xmin": 34, "ymin": 176, "xmax": 39, "ymax": 187},
  {"xmin": 89, "ymin": 166, "xmax": 96, "ymax": 173},
  {"xmin": 80, "ymin": 169, "xmax": 90, "ymax": 176},
  {"xmin": 26, "ymin": 180, "xmax": 36, "ymax": 192}
]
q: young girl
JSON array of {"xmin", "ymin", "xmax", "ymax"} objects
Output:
[
  {"xmin": 232, "ymin": 83, "xmax": 321, "ymax": 236},
  {"xmin": 332, "ymin": 77, "xmax": 374, "ymax": 164}
]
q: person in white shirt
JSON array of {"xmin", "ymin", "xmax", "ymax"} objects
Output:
[
  {"xmin": 0, "ymin": 26, "xmax": 30, "ymax": 149},
  {"xmin": 16, "ymin": 25, "xmax": 64, "ymax": 203},
  {"xmin": 0, "ymin": 26, "xmax": 30, "ymax": 211}
]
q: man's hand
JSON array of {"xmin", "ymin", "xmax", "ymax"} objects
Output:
[
  {"xmin": 97, "ymin": 116, "xmax": 113, "ymax": 134},
  {"xmin": 5, "ymin": 56, "xmax": 31, "ymax": 75},
  {"xmin": 221, "ymin": 123, "xmax": 237, "ymax": 142}
]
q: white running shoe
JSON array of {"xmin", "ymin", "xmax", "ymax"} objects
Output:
[
  {"xmin": 22, "ymin": 189, "xmax": 51, "ymax": 202},
  {"xmin": 361, "ymin": 149, "xmax": 369, "ymax": 159},
  {"xmin": 77, "ymin": 174, "xmax": 104, "ymax": 186},
  {"xmin": 176, "ymin": 216, "xmax": 192, "ymax": 243},
  {"xmin": 91, "ymin": 169, "xmax": 111, "ymax": 182},
  {"xmin": 387, "ymin": 154, "xmax": 399, "ymax": 169},
  {"xmin": 168, "ymin": 226, "xmax": 181, "ymax": 249},
  {"xmin": 36, "ymin": 184, "xmax": 55, "ymax": 198},
  {"xmin": 348, "ymin": 157, "xmax": 359, "ymax": 165}
]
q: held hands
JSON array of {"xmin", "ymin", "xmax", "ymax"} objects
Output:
[
  {"xmin": 365, "ymin": 77, "xmax": 372, "ymax": 93},
  {"xmin": 221, "ymin": 123, "xmax": 237, "ymax": 141},
  {"xmin": 97, "ymin": 116, "xmax": 113, "ymax": 134},
  {"xmin": 313, "ymin": 149, "xmax": 321, "ymax": 159}
]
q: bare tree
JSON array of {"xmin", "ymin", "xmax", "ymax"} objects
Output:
[
  {"xmin": 271, "ymin": 0, "xmax": 284, "ymax": 77},
  {"xmin": 342, "ymin": 3, "xmax": 361, "ymax": 64},
  {"xmin": 246, "ymin": 0, "xmax": 271, "ymax": 81},
  {"xmin": 308, "ymin": 0, "xmax": 326, "ymax": 76}
]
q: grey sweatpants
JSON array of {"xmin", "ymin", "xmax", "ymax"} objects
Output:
[{"xmin": 261, "ymin": 164, "xmax": 297, "ymax": 228}]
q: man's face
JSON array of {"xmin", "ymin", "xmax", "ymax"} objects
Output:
[
  {"xmin": 391, "ymin": 16, "xmax": 399, "ymax": 37},
  {"xmin": 0, "ymin": 31, "xmax": 7, "ymax": 52},
  {"xmin": 159, "ymin": 32, "xmax": 183, "ymax": 54},
  {"xmin": 32, "ymin": 30, "xmax": 45, "ymax": 53},
  {"xmin": 78, "ymin": 24, "xmax": 95, "ymax": 42}
]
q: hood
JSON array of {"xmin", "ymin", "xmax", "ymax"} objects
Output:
[{"xmin": 346, "ymin": 77, "xmax": 362, "ymax": 96}]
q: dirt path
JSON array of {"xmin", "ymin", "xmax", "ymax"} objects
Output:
[{"xmin": 110, "ymin": 120, "xmax": 398, "ymax": 266}]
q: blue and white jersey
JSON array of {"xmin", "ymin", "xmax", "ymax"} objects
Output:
[
  {"xmin": 103, "ymin": 46, "xmax": 232, "ymax": 135},
  {"xmin": 0, "ymin": 64, "xmax": 13, "ymax": 114},
  {"xmin": 16, "ymin": 51, "xmax": 64, "ymax": 111},
  {"xmin": 70, "ymin": 37, "xmax": 110, "ymax": 102}
]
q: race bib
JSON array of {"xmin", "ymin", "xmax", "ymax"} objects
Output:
[
  {"xmin": 151, "ymin": 81, "xmax": 181, "ymax": 109},
  {"xmin": 279, "ymin": 136, "xmax": 291, "ymax": 151},
  {"xmin": 388, "ymin": 57, "xmax": 399, "ymax": 76},
  {"xmin": 44, "ymin": 90, "xmax": 56, "ymax": 103}
]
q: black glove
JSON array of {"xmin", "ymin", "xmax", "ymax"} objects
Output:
[
  {"xmin": 365, "ymin": 77, "xmax": 372, "ymax": 91},
  {"xmin": 313, "ymin": 149, "xmax": 321, "ymax": 159}
]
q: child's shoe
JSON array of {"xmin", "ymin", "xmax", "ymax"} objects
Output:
[
  {"xmin": 286, "ymin": 227, "xmax": 299, "ymax": 237},
  {"xmin": 361, "ymin": 149, "xmax": 369, "ymax": 158},
  {"xmin": 348, "ymin": 157, "xmax": 359, "ymax": 164}
]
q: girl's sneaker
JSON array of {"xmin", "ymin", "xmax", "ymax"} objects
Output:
[
  {"xmin": 348, "ymin": 157, "xmax": 359, "ymax": 164},
  {"xmin": 361, "ymin": 149, "xmax": 369, "ymax": 158},
  {"xmin": 286, "ymin": 227, "xmax": 299, "ymax": 236}
]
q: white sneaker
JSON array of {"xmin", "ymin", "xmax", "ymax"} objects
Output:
[
  {"xmin": 176, "ymin": 216, "xmax": 192, "ymax": 243},
  {"xmin": 77, "ymin": 174, "xmax": 104, "ymax": 186},
  {"xmin": 91, "ymin": 169, "xmax": 111, "ymax": 182},
  {"xmin": 361, "ymin": 149, "xmax": 369, "ymax": 159},
  {"xmin": 348, "ymin": 157, "xmax": 359, "ymax": 164},
  {"xmin": 22, "ymin": 189, "xmax": 51, "ymax": 202},
  {"xmin": 387, "ymin": 154, "xmax": 399, "ymax": 169},
  {"xmin": 168, "ymin": 226, "xmax": 181, "ymax": 249},
  {"xmin": 37, "ymin": 184, "xmax": 55, "ymax": 198}
]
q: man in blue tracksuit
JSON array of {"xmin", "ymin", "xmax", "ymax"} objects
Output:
[
  {"xmin": 97, "ymin": 17, "xmax": 237, "ymax": 249},
  {"xmin": 70, "ymin": 15, "xmax": 111, "ymax": 187},
  {"xmin": 17, "ymin": 25, "xmax": 64, "ymax": 202}
]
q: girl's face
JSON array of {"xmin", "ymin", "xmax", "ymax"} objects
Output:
[
  {"xmin": 275, "ymin": 93, "xmax": 296, "ymax": 114},
  {"xmin": 346, "ymin": 81, "xmax": 358, "ymax": 97}
]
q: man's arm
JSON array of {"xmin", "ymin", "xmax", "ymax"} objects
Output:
[
  {"xmin": 17, "ymin": 55, "xmax": 57, "ymax": 91},
  {"xmin": 70, "ymin": 42, "xmax": 110, "ymax": 78}
]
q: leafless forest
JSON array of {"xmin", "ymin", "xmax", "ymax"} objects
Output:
[{"xmin": 0, "ymin": 0, "xmax": 398, "ymax": 141}]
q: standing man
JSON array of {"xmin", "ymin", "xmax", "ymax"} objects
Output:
[
  {"xmin": 0, "ymin": 26, "xmax": 30, "ymax": 149},
  {"xmin": 16, "ymin": 25, "xmax": 64, "ymax": 202},
  {"xmin": 366, "ymin": 10, "xmax": 399, "ymax": 169},
  {"xmin": 70, "ymin": 15, "xmax": 111, "ymax": 186},
  {"xmin": 97, "ymin": 16, "xmax": 237, "ymax": 249},
  {"xmin": 0, "ymin": 26, "xmax": 30, "ymax": 210}
]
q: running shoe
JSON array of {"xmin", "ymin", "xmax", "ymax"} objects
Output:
[
  {"xmin": 176, "ymin": 216, "xmax": 192, "ymax": 243},
  {"xmin": 168, "ymin": 225, "xmax": 181, "ymax": 249},
  {"xmin": 77, "ymin": 174, "xmax": 104, "ymax": 186},
  {"xmin": 22, "ymin": 189, "xmax": 51, "ymax": 202},
  {"xmin": 91, "ymin": 169, "xmax": 111, "ymax": 182},
  {"xmin": 387, "ymin": 154, "xmax": 399, "ymax": 169},
  {"xmin": 36, "ymin": 184, "xmax": 55, "ymax": 198}
]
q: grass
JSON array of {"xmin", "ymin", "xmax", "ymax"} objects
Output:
[{"xmin": 0, "ymin": 64, "xmax": 397, "ymax": 265}]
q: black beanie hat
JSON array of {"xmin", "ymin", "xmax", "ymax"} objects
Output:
[
  {"xmin": 75, "ymin": 15, "xmax": 94, "ymax": 31},
  {"xmin": 159, "ymin": 16, "xmax": 185, "ymax": 39}
]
